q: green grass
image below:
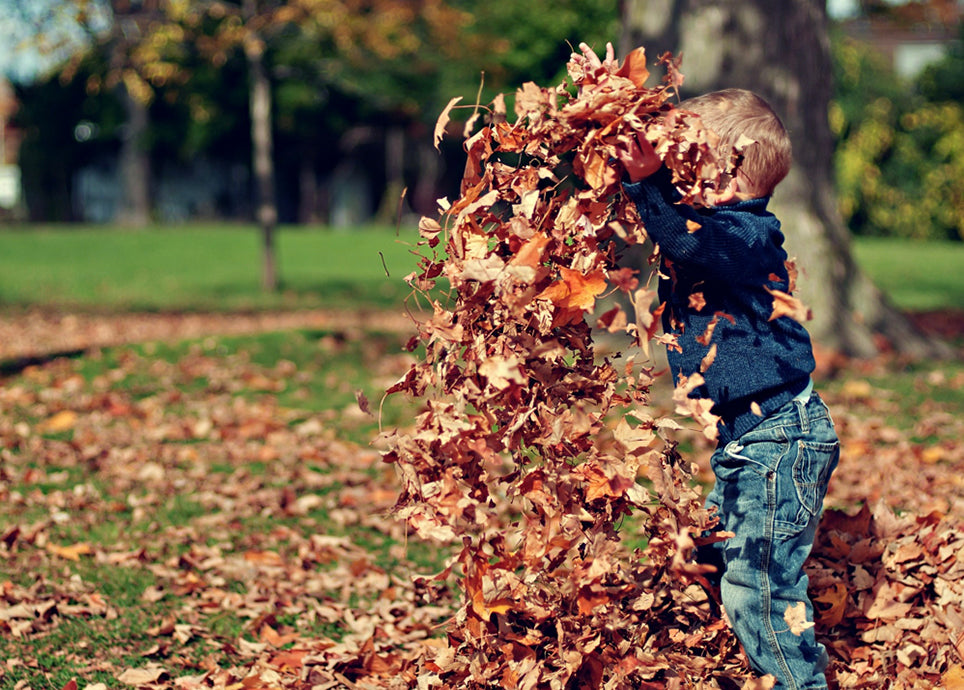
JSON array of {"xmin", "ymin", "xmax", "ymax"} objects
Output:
[
  {"xmin": 0, "ymin": 223, "xmax": 425, "ymax": 312},
  {"xmin": 850, "ymin": 237, "xmax": 964, "ymax": 311},
  {"xmin": 0, "ymin": 224, "xmax": 960, "ymax": 314}
]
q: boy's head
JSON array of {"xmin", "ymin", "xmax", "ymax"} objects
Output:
[{"xmin": 679, "ymin": 89, "xmax": 792, "ymax": 199}]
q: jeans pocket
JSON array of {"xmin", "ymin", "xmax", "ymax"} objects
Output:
[{"xmin": 791, "ymin": 438, "xmax": 840, "ymax": 526}]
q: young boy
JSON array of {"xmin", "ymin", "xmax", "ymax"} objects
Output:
[{"xmin": 577, "ymin": 44, "xmax": 840, "ymax": 690}]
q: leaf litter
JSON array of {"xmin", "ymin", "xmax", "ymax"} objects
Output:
[{"xmin": 0, "ymin": 49, "xmax": 963, "ymax": 690}]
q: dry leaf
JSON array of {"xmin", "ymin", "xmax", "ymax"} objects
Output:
[
  {"xmin": 783, "ymin": 602, "xmax": 815, "ymax": 636},
  {"xmin": 434, "ymin": 97, "xmax": 462, "ymax": 151}
]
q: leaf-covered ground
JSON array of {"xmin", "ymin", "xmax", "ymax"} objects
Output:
[{"xmin": 1, "ymin": 310, "xmax": 963, "ymax": 688}]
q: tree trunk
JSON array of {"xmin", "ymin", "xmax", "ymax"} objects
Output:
[
  {"xmin": 298, "ymin": 156, "xmax": 321, "ymax": 224},
  {"xmin": 243, "ymin": 1, "xmax": 278, "ymax": 292},
  {"xmin": 619, "ymin": 0, "xmax": 947, "ymax": 358},
  {"xmin": 115, "ymin": 82, "xmax": 151, "ymax": 228},
  {"xmin": 376, "ymin": 125, "xmax": 407, "ymax": 225}
]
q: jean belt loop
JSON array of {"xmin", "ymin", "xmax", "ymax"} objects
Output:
[
  {"xmin": 793, "ymin": 378, "xmax": 814, "ymax": 433},
  {"xmin": 796, "ymin": 395, "xmax": 811, "ymax": 434}
]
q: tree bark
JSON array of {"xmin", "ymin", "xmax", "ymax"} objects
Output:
[
  {"xmin": 243, "ymin": 0, "xmax": 279, "ymax": 292},
  {"xmin": 619, "ymin": 0, "xmax": 947, "ymax": 358},
  {"xmin": 115, "ymin": 85, "xmax": 151, "ymax": 228}
]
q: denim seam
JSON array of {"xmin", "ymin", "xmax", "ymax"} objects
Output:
[{"xmin": 764, "ymin": 455, "xmax": 797, "ymax": 688}]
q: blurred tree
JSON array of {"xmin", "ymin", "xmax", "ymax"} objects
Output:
[
  {"xmin": 831, "ymin": 33, "xmax": 964, "ymax": 242},
  {"xmin": 13, "ymin": 48, "xmax": 124, "ymax": 222},
  {"xmin": 137, "ymin": 0, "xmax": 478, "ymax": 290},
  {"xmin": 918, "ymin": 23, "xmax": 964, "ymax": 104},
  {"xmin": 57, "ymin": 0, "xmax": 165, "ymax": 228},
  {"xmin": 620, "ymin": 0, "xmax": 945, "ymax": 358}
]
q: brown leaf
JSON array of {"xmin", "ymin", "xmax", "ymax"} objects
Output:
[{"xmin": 117, "ymin": 667, "xmax": 168, "ymax": 685}]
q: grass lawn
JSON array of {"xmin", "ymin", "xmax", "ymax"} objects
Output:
[
  {"xmin": 850, "ymin": 237, "xmax": 964, "ymax": 311},
  {"xmin": 0, "ymin": 224, "xmax": 961, "ymax": 314},
  {"xmin": 0, "ymin": 224, "xmax": 424, "ymax": 312}
]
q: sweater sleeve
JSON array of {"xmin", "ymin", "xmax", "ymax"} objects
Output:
[{"xmin": 623, "ymin": 168, "xmax": 785, "ymax": 284}]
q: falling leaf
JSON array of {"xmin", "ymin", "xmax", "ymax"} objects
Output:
[
  {"xmin": 537, "ymin": 267, "xmax": 607, "ymax": 312},
  {"xmin": 765, "ymin": 287, "xmax": 811, "ymax": 323},
  {"xmin": 356, "ymin": 390, "xmax": 372, "ymax": 416},
  {"xmin": 434, "ymin": 96, "xmax": 462, "ymax": 151}
]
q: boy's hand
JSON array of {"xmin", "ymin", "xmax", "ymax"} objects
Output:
[
  {"xmin": 577, "ymin": 41, "xmax": 617, "ymax": 73},
  {"xmin": 617, "ymin": 132, "xmax": 662, "ymax": 183},
  {"xmin": 569, "ymin": 41, "xmax": 618, "ymax": 86}
]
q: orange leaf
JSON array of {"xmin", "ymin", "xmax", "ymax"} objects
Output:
[
  {"xmin": 576, "ymin": 585, "xmax": 610, "ymax": 615},
  {"xmin": 616, "ymin": 46, "xmax": 650, "ymax": 87},
  {"xmin": 47, "ymin": 542, "xmax": 93, "ymax": 561},
  {"xmin": 38, "ymin": 410, "xmax": 78, "ymax": 434},
  {"xmin": 538, "ymin": 267, "xmax": 607, "ymax": 311},
  {"xmin": 943, "ymin": 665, "xmax": 964, "ymax": 690},
  {"xmin": 268, "ymin": 649, "xmax": 308, "ymax": 672},
  {"xmin": 243, "ymin": 550, "xmax": 284, "ymax": 567},
  {"xmin": 509, "ymin": 232, "xmax": 551, "ymax": 269},
  {"xmin": 765, "ymin": 287, "xmax": 811, "ymax": 323},
  {"xmin": 260, "ymin": 624, "xmax": 299, "ymax": 647},
  {"xmin": 576, "ymin": 145, "xmax": 619, "ymax": 190}
]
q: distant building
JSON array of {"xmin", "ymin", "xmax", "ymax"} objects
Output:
[{"xmin": 839, "ymin": 2, "xmax": 962, "ymax": 80}]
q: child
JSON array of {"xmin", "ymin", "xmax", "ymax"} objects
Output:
[{"xmin": 577, "ymin": 45, "xmax": 841, "ymax": 690}]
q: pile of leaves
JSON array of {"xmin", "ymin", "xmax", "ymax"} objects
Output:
[{"xmin": 381, "ymin": 49, "xmax": 767, "ymax": 688}]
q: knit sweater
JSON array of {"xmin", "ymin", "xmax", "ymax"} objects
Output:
[{"xmin": 623, "ymin": 167, "xmax": 815, "ymax": 444}]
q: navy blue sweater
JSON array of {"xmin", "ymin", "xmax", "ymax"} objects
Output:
[{"xmin": 623, "ymin": 168, "xmax": 815, "ymax": 444}]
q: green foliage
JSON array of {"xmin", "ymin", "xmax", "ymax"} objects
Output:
[
  {"xmin": 831, "ymin": 31, "xmax": 964, "ymax": 241},
  {"xmin": 918, "ymin": 24, "xmax": 964, "ymax": 103}
]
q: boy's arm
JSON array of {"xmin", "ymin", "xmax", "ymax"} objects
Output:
[{"xmin": 623, "ymin": 168, "xmax": 784, "ymax": 284}]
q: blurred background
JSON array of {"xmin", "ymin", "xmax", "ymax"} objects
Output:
[
  {"xmin": 0, "ymin": 0, "xmax": 959, "ymax": 234},
  {"xmin": 0, "ymin": 0, "xmax": 961, "ymax": 355}
]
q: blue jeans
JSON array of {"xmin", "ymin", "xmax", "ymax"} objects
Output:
[{"xmin": 702, "ymin": 391, "xmax": 839, "ymax": 689}]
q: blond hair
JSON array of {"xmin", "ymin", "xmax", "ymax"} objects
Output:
[{"xmin": 679, "ymin": 89, "xmax": 792, "ymax": 198}]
